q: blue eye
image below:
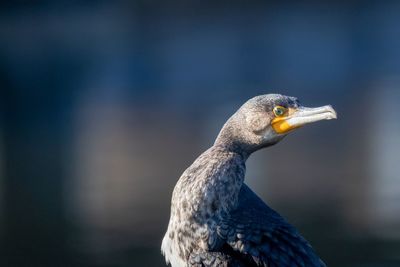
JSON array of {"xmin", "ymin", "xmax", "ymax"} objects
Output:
[{"xmin": 273, "ymin": 106, "xmax": 286, "ymax": 117}]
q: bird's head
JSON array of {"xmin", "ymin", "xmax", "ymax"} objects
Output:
[{"xmin": 215, "ymin": 94, "xmax": 337, "ymax": 154}]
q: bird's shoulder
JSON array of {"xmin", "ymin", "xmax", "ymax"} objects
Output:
[{"xmin": 215, "ymin": 184, "xmax": 326, "ymax": 267}]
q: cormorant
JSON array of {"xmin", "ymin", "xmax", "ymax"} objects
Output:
[{"xmin": 161, "ymin": 94, "xmax": 337, "ymax": 267}]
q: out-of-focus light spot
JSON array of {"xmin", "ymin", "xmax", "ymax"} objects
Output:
[{"xmin": 368, "ymin": 79, "xmax": 400, "ymax": 238}]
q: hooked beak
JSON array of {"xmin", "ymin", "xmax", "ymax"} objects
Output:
[{"xmin": 271, "ymin": 105, "xmax": 337, "ymax": 134}]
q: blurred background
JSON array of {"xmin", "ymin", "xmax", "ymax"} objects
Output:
[{"xmin": 1, "ymin": 1, "xmax": 400, "ymax": 266}]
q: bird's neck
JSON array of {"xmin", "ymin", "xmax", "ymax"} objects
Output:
[
  {"xmin": 212, "ymin": 141, "xmax": 250, "ymax": 160},
  {"xmin": 196, "ymin": 145, "xmax": 247, "ymax": 214},
  {"xmin": 172, "ymin": 144, "xmax": 247, "ymax": 220},
  {"xmin": 214, "ymin": 125, "xmax": 252, "ymax": 159}
]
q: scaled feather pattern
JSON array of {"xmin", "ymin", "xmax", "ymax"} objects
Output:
[{"xmin": 162, "ymin": 94, "xmax": 335, "ymax": 267}]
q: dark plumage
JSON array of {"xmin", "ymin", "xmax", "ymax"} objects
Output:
[{"xmin": 162, "ymin": 94, "xmax": 337, "ymax": 267}]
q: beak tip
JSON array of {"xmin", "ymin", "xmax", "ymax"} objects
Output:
[{"xmin": 327, "ymin": 105, "xmax": 337, "ymax": 120}]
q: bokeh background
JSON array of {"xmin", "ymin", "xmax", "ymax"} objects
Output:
[{"xmin": 1, "ymin": 1, "xmax": 400, "ymax": 266}]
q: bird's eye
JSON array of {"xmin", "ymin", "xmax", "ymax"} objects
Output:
[{"xmin": 273, "ymin": 106, "xmax": 287, "ymax": 117}]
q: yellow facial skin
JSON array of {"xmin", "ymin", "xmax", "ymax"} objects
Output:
[
  {"xmin": 271, "ymin": 107, "xmax": 300, "ymax": 134},
  {"xmin": 271, "ymin": 104, "xmax": 337, "ymax": 134}
]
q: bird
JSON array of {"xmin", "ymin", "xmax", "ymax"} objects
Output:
[{"xmin": 161, "ymin": 94, "xmax": 337, "ymax": 267}]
